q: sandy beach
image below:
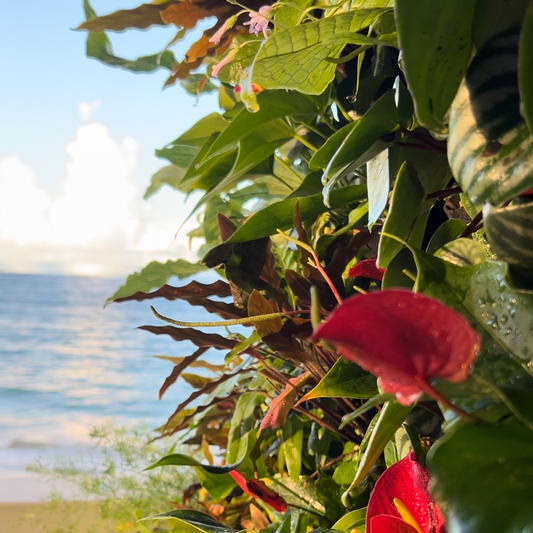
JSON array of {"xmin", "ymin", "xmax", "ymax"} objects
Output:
[{"xmin": 0, "ymin": 502, "xmax": 115, "ymax": 533}]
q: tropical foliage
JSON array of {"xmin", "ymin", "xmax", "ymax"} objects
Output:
[{"xmin": 80, "ymin": 0, "xmax": 533, "ymax": 532}]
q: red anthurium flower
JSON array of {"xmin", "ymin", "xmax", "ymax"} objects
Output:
[
  {"xmin": 312, "ymin": 290, "xmax": 480, "ymax": 407},
  {"xmin": 367, "ymin": 452, "xmax": 446, "ymax": 533},
  {"xmin": 229, "ymin": 470, "xmax": 287, "ymax": 512},
  {"xmin": 348, "ymin": 259, "xmax": 385, "ymax": 281}
]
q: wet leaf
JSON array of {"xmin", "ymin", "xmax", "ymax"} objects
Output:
[{"xmin": 429, "ymin": 422, "xmax": 533, "ymax": 533}]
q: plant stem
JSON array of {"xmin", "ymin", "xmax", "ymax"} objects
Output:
[
  {"xmin": 293, "ymin": 133, "xmax": 319, "ymax": 152},
  {"xmin": 459, "ymin": 210, "xmax": 483, "ymax": 238},
  {"xmin": 415, "ymin": 377, "xmax": 482, "ymax": 424},
  {"xmin": 425, "ymin": 186, "xmax": 463, "ymax": 200}
]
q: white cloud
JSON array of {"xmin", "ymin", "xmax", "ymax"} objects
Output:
[
  {"xmin": 78, "ymin": 100, "xmax": 101, "ymax": 121},
  {"xmin": 0, "ymin": 115, "xmax": 199, "ymax": 276},
  {"xmin": 0, "ymin": 157, "xmax": 51, "ymax": 245}
]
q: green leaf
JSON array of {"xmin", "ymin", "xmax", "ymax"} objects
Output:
[
  {"xmin": 520, "ymin": 1, "xmax": 533, "ymax": 135},
  {"xmin": 309, "ymin": 122, "xmax": 358, "ymax": 171},
  {"xmin": 82, "ymin": 0, "xmax": 176, "ymax": 73},
  {"xmin": 322, "ymin": 91, "xmax": 398, "ymax": 184},
  {"xmin": 106, "ymin": 259, "xmax": 207, "ymax": 306},
  {"xmin": 204, "ymin": 91, "xmax": 319, "ymax": 160},
  {"xmin": 367, "ymin": 149, "xmax": 390, "ymax": 226},
  {"xmin": 433, "ymin": 238, "xmax": 487, "ymax": 267},
  {"xmin": 226, "ymin": 392, "xmax": 265, "ymax": 475},
  {"xmin": 411, "ymin": 251, "xmax": 533, "ymax": 424},
  {"xmin": 299, "ymin": 357, "xmax": 377, "ymax": 403},
  {"xmin": 144, "ymin": 453, "xmax": 242, "ymax": 475},
  {"xmin": 394, "ymin": 0, "xmax": 475, "ymax": 132},
  {"xmin": 429, "ymin": 422, "xmax": 533, "ymax": 533},
  {"xmin": 342, "ymin": 401, "xmax": 412, "ymax": 502},
  {"xmin": 332, "ymin": 507, "xmax": 367, "ymax": 531},
  {"xmin": 484, "ymin": 202, "xmax": 533, "ymax": 267},
  {"xmin": 426, "ymin": 219, "xmax": 467, "ymax": 255},
  {"xmin": 225, "ymin": 184, "xmax": 367, "ymax": 243},
  {"xmin": 448, "ymin": 83, "xmax": 533, "ymax": 208},
  {"xmin": 282, "ymin": 415, "xmax": 303, "ymax": 482},
  {"xmin": 252, "ymin": 9, "xmax": 391, "ymax": 94},
  {"xmin": 144, "ymin": 165, "xmax": 186, "ymax": 199},
  {"xmin": 377, "ymin": 161, "xmax": 424, "ymax": 268},
  {"xmin": 139, "ymin": 509, "xmax": 237, "ymax": 533}
]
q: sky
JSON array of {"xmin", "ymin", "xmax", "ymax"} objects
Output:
[{"xmin": 0, "ymin": 0, "xmax": 220, "ymax": 277}]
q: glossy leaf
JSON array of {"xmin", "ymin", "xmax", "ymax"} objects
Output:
[
  {"xmin": 348, "ymin": 259, "xmax": 385, "ymax": 281},
  {"xmin": 145, "ymin": 452, "xmax": 241, "ymax": 475},
  {"xmin": 332, "ymin": 507, "xmax": 367, "ymax": 531},
  {"xmin": 298, "ymin": 357, "xmax": 377, "ymax": 403},
  {"xmin": 448, "ymin": 83, "xmax": 533, "ymax": 208},
  {"xmin": 106, "ymin": 259, "xmax": 207, "ymax": 305},
  {"xmin": 377, "ymin": 162, "xmax": 424, "ymax": 268},
  {"xmin": 282, "ymin": 415, "xmax": 303, "ymax": 482},
  {"xmin": 252, "ymin": 9, "xmax": 391, "ymax": 94},
  {"xmin": 426, "ymin": 219, "xmax": 467, "ymax": 255},
  {"xmin": 323, "ymin": 91, "xmax": 398, "ymax": 184},
  {"xmin": 345, "ymin": 402, "xmax": 413, "ymax": 496},
  {"xmin": 367, "ymin": 149, "xmax": 390, "ymax": 226},
  {"xmin": 483, "ymin": 202, "xmax": 533, "ymax": 267},
  {"xmin": 520, "ymin": 2, "xmax": 533, "ymax": 135},
  {"xmin": 222, "ymin": 185, "xmax": 366, "ymax": 243},
  {"xmin": 204, "ymin": 91, "xmax": 319, "ymax": 160},
  {"xmin": 313, "ymin": 290, "xmax": 480, "ymax": 405},
  {"xmin": 394, "ymin": 0, "xmax": 475, "ymax": 132},
  {"xmin": 433, "ymin": 238, "xmax": 487, "ymax": 267},
  {"xmin": 429, "ymin": 422, "xmax": 533, "ymax": 533},
  {"xmin": 139, "ymin": 509, "xmax": 237, "ymax": 533}
]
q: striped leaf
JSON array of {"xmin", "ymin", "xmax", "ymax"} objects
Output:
[
  {"xmin": 483, "ymin": 202, "xmax": 533, "ymax": 266},
  {"xmin": 448, "ymin": 83, "xmax": 533, "ymax": 208}
]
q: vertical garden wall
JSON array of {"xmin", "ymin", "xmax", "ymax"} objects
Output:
[{"xmin": 80, "ymin": 1, "xmax": 533, "ymax": 531}]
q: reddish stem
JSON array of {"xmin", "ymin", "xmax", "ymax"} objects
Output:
[{"xmin": 459, "ymin": 210, "xmax": 483, "ymax": 238}]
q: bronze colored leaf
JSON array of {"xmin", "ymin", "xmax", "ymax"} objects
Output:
[
  {"xmin": 113, "ymin": 280, "xmax": 231, "ymax": 303},
  {"xmin": 184, "ymin": 33, "xmax": 217, "ymax": 62},
  {"xmin": 182, "ymin": 373, "xmax": 213, "ymax": 389},
  {"xmin": 259, "ymin": 372, "xmax": 311, "ymax": 430},
  {"xmin": 159, "ymin": 346, "xmax": 208, "ymax": 399},
  {"xmin": 161, "ymin": 2, "xmax": 212, "ymax": 30},
  {"xmin": 247, "ymin": 290, "xmax": 283, "ymax": 338},
  {"xmin": 139, "ymin": 325, "xmax": 237, "ymax": 350}
]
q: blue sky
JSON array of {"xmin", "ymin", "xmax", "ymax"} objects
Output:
[{"xmin": 0, "ymin": 1, "xmax": 219, "ymax": 276}]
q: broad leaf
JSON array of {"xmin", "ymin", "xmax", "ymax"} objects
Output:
[
  {"xmin": 448, "ymin": 83, "xmax": 533, "ymax": 208},
  {"xmin": 394, "ymin": 0, "xmax": 475, "ymax": 132},
  {"xmin": 298, "ymin": 357, "xmax": 377, "ymax": 403},
  {"xmin": 426, "ymin": 219, "xmax": 467, "ymax": 255},
  {"xmin": 520, "ymin": 1, "xmax": 533, "ymax": 135},
  {"xmin": 252, "ymin": 9, "xmax": 391, "ymax": 94},
  {"xmin": 140, "ymin": 509, "xmax": 237, "ymax": 533},
  {"xmin": 226, "ymin": 185, "xmax": 367, "ymax": 243},
  {"xmin": 282, "ymin": 415, "xmax": 304, "ymax": 482},
  {"xmin": 429, "ymin": 422, "xmax": 533, "ymax": 533},
  {"xmin": 433, "ymin": 238, "xmax": 487, "ymax": 267},
  {"xmin": 483, "ymin": 202, "xmax": 533, "ymax": 267}
]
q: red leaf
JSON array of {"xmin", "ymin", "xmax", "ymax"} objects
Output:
[
  {"xmin": 367, "ymin": 452, "xmax": 445, "ymax": 533},
  {"xmin": 348, "ymin": 259, "xmax": 385, "ymax": 281},
  {"xmin": 259, "ymin": 372, "xmax": 311, "ymax": 430},
  {"xmin": 312, "ymin": 290, "xmax": 479, "ymax": 405},
  {"xmin": 229, "ymin": 471, "xmax": 287, "ymax": 512}
]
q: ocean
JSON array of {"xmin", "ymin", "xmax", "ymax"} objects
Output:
[{"xmin": 0, "ymin": 271, "xmax": 219, "ymax": 499}]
